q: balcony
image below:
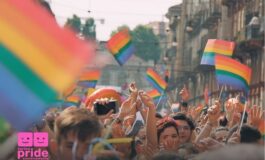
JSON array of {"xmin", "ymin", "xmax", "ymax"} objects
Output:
[
  {"xmin": 221, "ymin": 0, "xmax": 237, "ymax": 6},
  {"xmin": 246, "ymin": 25, "xmax": 260, "ymax": 40},
  {"xmin": 202, "ymin": 11, "xmax": 221, "ymax": 29}
]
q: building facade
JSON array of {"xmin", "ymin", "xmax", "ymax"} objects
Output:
[{"xmin": 166, "ymin": 0, "xmax": 264, "ymax": 106}]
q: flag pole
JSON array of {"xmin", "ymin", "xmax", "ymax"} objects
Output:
[
  {"xmin": 156, "ymin": 91, "xmax": 165, "ymax": 108},
  {"xmin": 238, "ymin": 101, "xmax": 247, "ymax": 133},
  {"xmin": 218, "ymin": 85, "xmax": 224, "ymax": 100}
]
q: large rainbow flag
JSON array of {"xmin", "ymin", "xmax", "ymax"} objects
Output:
[
  {"xmin": 77, "ymin": 70, "xmax": 101, "ymax": 88},
  {"xmin": 0, "ymin": 0, "xmax": 94, "ymax": 130},
  {"xmin": 215, "ymin": 55, "xmax": 252, "ymax": 94},
  {"xmin": 201, "ymin": 39, "xmax": 235, "ymax": 65},
  {"xmin": 146, "ymin": 68, "xmax": 167, "ymax": 93},
  {"xmin": 106, "ymin": 30, "xmax": 136, "ymax": 65}
]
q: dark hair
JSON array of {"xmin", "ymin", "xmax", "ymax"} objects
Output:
[
  {"xmin": 240, "ymin": 125, "xmax": 261, "ymax": 143},
  {"xmin": 172, "ymin": 113, "xmax": 195, "ymax": 130},
  {"xmin": 155, "ymin": 112, "xmax": 163, "ymax": 119},
  {"xmin": 240, "ymin": 112, "xmax": 248, "ymax": 124},
  {"xmin": 219, "ymin": 116, "xmax": 228, "ymax": 127},
  {"xmin": 181, "ymin": 102, "xmax": 188, "ymax": 108},
  {"xmin": 157, "ymin": 120, "xmax": 179, "ymax": 142}
]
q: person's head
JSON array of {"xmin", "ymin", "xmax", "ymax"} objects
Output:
[
  {"xmin": 195, "ymin": 144, "xmax": 265, "ymax": 160},
  {"xmin": 152, "ymin": 151, "xmax": 184, "ymax": 160},
  {"xmin": 211, "ymin": 127, "xmax": 229, "ymax": 143},
  {"xmin": 53, "ymin": 107, "xmax": 102, "ymax": 160},
  {"xmin": 157, "ymin": 117, "xmax": 179, "ymax": 145},
  {"xmin": 155, "ymin": 112, "xmax": 163, "ymax": 121},
  {"xmin": 172, "ymin": 113, "xmax": 195, "ymax": 144},
  {"xmin": 177, "ymin": 143, "xmax": 199, "ymax": 159},
  {"xmin": 180, "ymin": 102, "xmax": 188, "ymax": 113},
  {"xmin": 218, "ymin": 116, "xmax": 228, "ymax": 127},
  {"xmin": 240, "ymin": 125, "xmax": 262, "ymax": 144},
  {"xmin": 134, "ymin": 126, "xmax": 146, "ymax": 154}
]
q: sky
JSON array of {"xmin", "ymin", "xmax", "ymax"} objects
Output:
[{"xmin": 50, "ymin": 0, "xmax": 181, "ymax": 41}]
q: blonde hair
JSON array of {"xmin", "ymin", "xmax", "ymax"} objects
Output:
[{"xmin": 54, "ymin": 107, "xmax": 101, "ymax": 143}]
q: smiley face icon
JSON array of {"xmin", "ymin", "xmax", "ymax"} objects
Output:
[
  {"xmin": 34, "ymin": 132, "xmax": 48, "ymax": 147},
  {"xmin": 17, "ymin": 132, "xmax": 33, "ymax": 147}
]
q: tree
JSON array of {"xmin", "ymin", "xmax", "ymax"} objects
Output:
[
  {"xmin": 110, "ymin": 25, "xmax": 130, "ymax": 36},
  {"xmin": 82, "ymin": 18, "xmax": 96, "ymax": 40},
  {"xmin": 65, "ymin": 14, "xmax": 81, "ymax": 33},
  {"xmin": 131, "ymin": 25, "xmax": 161, "ymax": 62},
  {"xmin": 65, "ymin": 15, "xmax": 97, "ymax": 40}
]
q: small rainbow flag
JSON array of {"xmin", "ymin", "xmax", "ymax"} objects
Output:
[
  {"xmin": 147, "ymin": 89, "xmax": 167, "ymax": 105},
  {"xmin": 201, "ymin": 39, "xmax": 235, "ymax": 65},
  {"xmin": 215, "ymin": 55, "xmax": 252, "ymax": 94},
  {"xmin": 62, "ymin": 83, "xmax": 77, "ymax": 97},
  {"xmin": 146, "ymin": 68, "xmax": 167, "ymax": 93},
  {"xmin": 63, "ymin": 95, "xmax": 81, "ymax": 107},
  {"xmin": 147, "ymin": 89, "xmax": 161, "ymax": 101},
  {"xmin": 77, "ymin": 70, "xmax": 101, "ymax": 88},
  {"xmin": 0, "ymin": 0, "xmax": 94, "ymax": 130},
  {"xmin": 106, "ymin": 30, "xmax": 136, "ymax": 65}
]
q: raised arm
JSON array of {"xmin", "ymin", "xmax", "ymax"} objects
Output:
[
  {"xmin": 139, "ymin": 91, "xmax": 158, "ymax": 148},
  {"xmin": 195, "ymin": 100, "xmax": 220, "ymax": 143}
]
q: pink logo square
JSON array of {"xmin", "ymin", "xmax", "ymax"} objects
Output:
[
  {"xmin": 17, "ymin": 132, "xmax": 33, "ymax": 147},
  {"xmin": 34, "ymin": 132, "xmax": 48, "ymax": 147}
]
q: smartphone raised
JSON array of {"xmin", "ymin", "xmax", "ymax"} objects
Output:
[{"xmin": 93, "ymin": 100, "xmax": 118, "ymax": 115}]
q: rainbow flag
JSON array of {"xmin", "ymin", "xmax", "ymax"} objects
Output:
[
  {"xmin": 63, "ymin": 95, "xmax": 81, "ymax": 107},
  {"xmin": 106, "ymin": 30, "xmax": 135, "ymax": 65},
  {"xmin": 147, "ymin": 89, "xmax": 161, "ymax": 101},
  {"xmin": 147, "ymin": 89, "xmax": 167, "ymax": 105},
  {"xmin": 201, "ymin": 39, "xmax": 235, "ymax": 65},
  {"xmin": 0, "ymin": 0, "xmax": 94, "ymax": 130},
  {"xmin": 146, "ymin": 68, "xmax": 167, "ymax": 93},
  {"xmin": 215, "ymin": 55, "xmax": 252, "ymax": 94},
  {"xmin": 63, "ymin": 83, "xmax": 77, "ymax": 97},
  {"xmin": 77, "ymin": 70, "xmax": 101, "ymax": 88}
]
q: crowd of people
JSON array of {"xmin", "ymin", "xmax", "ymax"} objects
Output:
[{"xmin": 1, "ymin": 82, "xmax": 264, "ymax": 160}]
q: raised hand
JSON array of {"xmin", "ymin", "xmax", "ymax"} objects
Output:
[
  {"xmin": 129, "ymin": 82, "xmax": 138, "ymax": 101},
  {"xmin": 161, "ymin": 139, "xmax": 179, "ymax": 152},
  {"xmin": 249, "ymin": 105, "xmax": 264, "ymax": 128},
  {"xmin": 142, "ymin": 144, "xmax": 158, "ymax": 160},
  {"xmin": 179, "ymin": 85, "xmax": 190, "ymax": 102},
  {"xmin": 207, "ymin": 100, "xmax": 221, "ymax": 124},
  {"xmin": 194, "ymin": 137, "xmax": 223, "ymax": 152},
  {"xmin": 138, "ymin": 90, "xmax": 155, "ymax": 108}
]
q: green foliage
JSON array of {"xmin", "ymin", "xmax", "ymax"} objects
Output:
[
  {"xmin": 65, "ymin": 15, "xmax": 96, "ymax": 40},
  {"xmin": 65, "ymin": 14, "xmax": 81, "ymax": 33},
  {"xmin": 82, "ymin": 18, "xmax": 96, "ymax": 40},
  {"xmin": 131, "ymin": 25, "xmax": 161, "ymax": 62},
  {"xmin": 110, "ymin": 25, "xmax": 162, "ymax": 62},
  {"xmin": 110, "ymin": 25, "xmax": 130, "ymax": 36}
]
